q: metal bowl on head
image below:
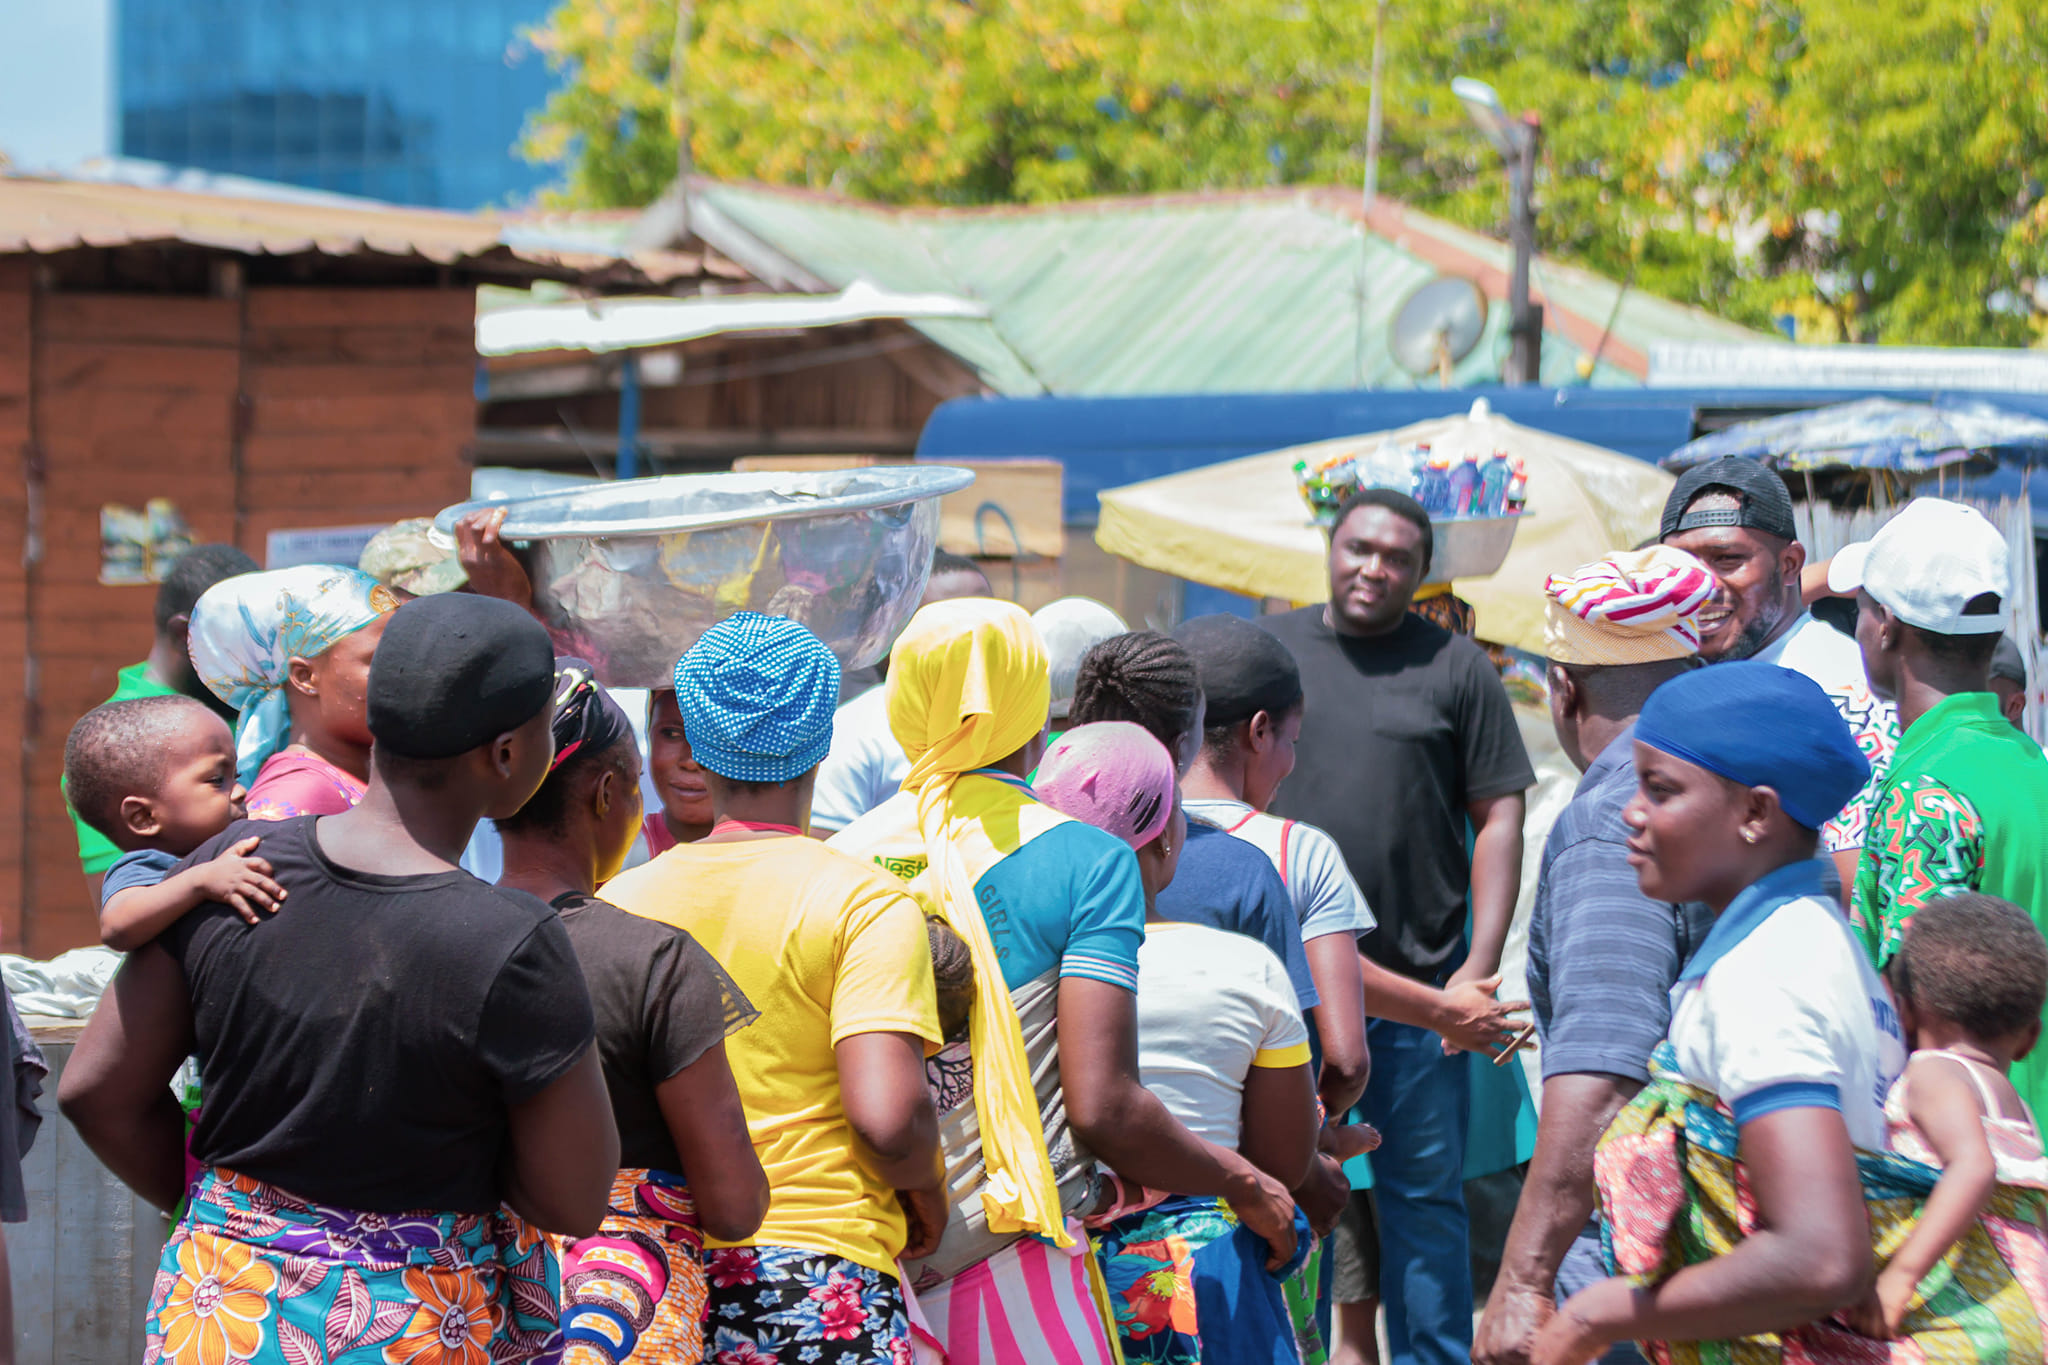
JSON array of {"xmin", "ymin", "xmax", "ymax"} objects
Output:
[
  {"xmin": 434, "ymin": 465, "xmax": 977, "ymax": 688},
  {"xmin": 1423, "ymin": 513, "xmax": 1523, "ymax": 585}
]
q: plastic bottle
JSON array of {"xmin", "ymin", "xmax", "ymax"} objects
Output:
[
  {"xmin": 1506, "ymin": 456, "xmax": 1528, "ymax": 513},
  {"xmin": 1415, "ymin": 448, "xmax": 1453, "ymax": 516},
  {"xmin": 1362, "ymin": 442, "xmax": 1414, "ymax": 495},
  {"xmin": 1477, "ymin": 451, "xmax": 1512, "ymax": 517},
  {"xmin": 1448, "ymin": 452, "xmax": 1482, "ymax": 518}
]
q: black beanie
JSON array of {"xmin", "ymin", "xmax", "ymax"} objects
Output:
[{"xmin": 368, "ymin": 595, "xmax": 555, "ymax": 759}]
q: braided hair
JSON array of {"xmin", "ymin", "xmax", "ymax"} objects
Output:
[
  {"xmin": 1069, "ymin": 631, "xmax": 1203, "ymax": 760},
  {"xmin": 927, "ymin": 916, "xmax": 978, "ymax": 1043}
]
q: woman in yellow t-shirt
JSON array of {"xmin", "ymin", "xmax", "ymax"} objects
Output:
[{"xmin": 602, "ymin": 613, "xmax": 945, "ymax": 1365}]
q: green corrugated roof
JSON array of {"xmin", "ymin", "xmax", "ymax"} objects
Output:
[{"xmin": 685, "ymin": 182, "xmax": 1766, "ymax": 397}]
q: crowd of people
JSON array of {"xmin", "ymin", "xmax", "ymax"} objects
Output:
[{"xmin": 0, "ymin": 453, "xmax": 2045, "ymax": 1365}]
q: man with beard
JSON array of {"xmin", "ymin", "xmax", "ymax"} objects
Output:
[{"xmin": 1658, "ymin": 456, "xmax": 1897, "ymax": 882}]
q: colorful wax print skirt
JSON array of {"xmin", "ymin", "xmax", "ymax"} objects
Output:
[
  {"xmin": 1091, "ymin": 1194, "xmax": 1312, "ymax": 1365},
  {"xmin": 1596, "ymin": 1045, "xmax": 2048, "ymax": 1364},
  {"xmin": 145, "ymin": 1167, "xmax": 562, "ymax": 1365},
  {"xmin": 555, "ymin": 1168, "xmax": 706, "ymax": 1365},
  {"xmin": 702, "ymin": 1243, "xmax": 911, "ymax": 1365}
]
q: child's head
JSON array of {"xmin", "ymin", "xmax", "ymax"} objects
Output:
[
  {"xmin": 1069, "ymin": 632, "xmax": 1206, "ymax": 776},
  {"xmin": 65, "ymin": 695, "xmax": 245, "ymax": 856},
  {"xmin": 1891, "ymin": 894, "xmax": 2048, "ymax": 1059},
  {"xmin": 1623, "ymin": 661, "xmax": 1870, "ymax": 909},
  {"xmin": 927, "ymin": 916, "xmax": 977, "ymax": 1044},
  {"xmin": 647, "ymin": 688, "xmax": 715, "ymax": 834},
  {"xmin": 1172, "ymin": 614, "xmax": 1305, "ymax": 809}
]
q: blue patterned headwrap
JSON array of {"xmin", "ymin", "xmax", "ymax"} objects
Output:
[
  {"xmin": 188, "ymin": 565, "xmax": 400, "ymax": 788},
  {"xmin": 1636, "ymin": 660, "xmax": 1871, "ymax": 831},
  {"xmin": 674, "ymin": 612, "xmax": 841, "ymax": 784}
]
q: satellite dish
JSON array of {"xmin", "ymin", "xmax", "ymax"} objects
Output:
[{"xmin": 1391, "ymin": 276, "xmax": 1488, "ymax": 381}]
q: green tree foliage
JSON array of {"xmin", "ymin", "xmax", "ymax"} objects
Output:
[{"xmin": 520, "ymin": 0, "xmax": 2048, "ymax": 345}]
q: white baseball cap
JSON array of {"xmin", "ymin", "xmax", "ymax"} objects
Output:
[{"xmin": 1827, "ymin": 498, "xmax": 2009, "ymax": 636}]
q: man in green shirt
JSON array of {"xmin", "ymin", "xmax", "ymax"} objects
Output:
[
  {"xmin": 1833, "ymin": 497, "xmax": 2048, "ymax": 1088},
  {"xmin": 68, "ymin": 545, "xmax": 258, "ymax": 886}
]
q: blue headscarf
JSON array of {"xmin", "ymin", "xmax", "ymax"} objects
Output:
[
  {"xmin": 188, "ymin": 565, "xmax": 400, "ymax": 787},
  {"xmin": 1636, "ymin": 661, "xmax": 1871, "ymax": 830},
  {"xmin": 674, "ymin": 612, "xmax": 840, "ymax": 783}
]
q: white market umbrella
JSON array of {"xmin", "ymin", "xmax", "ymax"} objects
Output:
[{"xmin": 1094, "ymin": 399, "xmax": 1677, "ymax": 655}]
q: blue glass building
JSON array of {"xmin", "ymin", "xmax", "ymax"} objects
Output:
[{"xmin": 118, "ymin": 0, "xmax": 563, "ymax": 209}]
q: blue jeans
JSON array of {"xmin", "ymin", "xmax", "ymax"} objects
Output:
[{"xmin": 1359, "ymin": 1016, "xmax": 1472, "ymax": 1365}]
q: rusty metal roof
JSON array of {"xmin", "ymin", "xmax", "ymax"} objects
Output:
[{"xmin": 0, "ymin": 175, "xmax": 711, "ymax": 286}]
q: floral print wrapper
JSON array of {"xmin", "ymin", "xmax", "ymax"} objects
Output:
[
  {"xmin": 145, "ymin": 1167, "xmax": 563, "ymax": 1365},
  {"xmin": 1092, "ymin": 1193, "xmax": 1311, "ymax": 1365},
  {"xmin": 702, "ymin": 1243, "xmax": 911, "ymax": 1365},
  {"xmin": 554, "ymin": 1168, "xmax": 707, "ymax": 1365}
]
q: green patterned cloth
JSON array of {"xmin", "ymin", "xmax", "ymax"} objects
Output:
[{"xmin": 1596, "ymin": 1045, "xmax": 2048, "ymax": 1364}]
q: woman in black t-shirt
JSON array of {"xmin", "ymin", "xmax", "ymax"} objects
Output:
[
  {"xmin": 498, "ymin": 660, "xmax": 767, "ymax": 1365},
  {"xmin": 57, "ymin": 593, "xmax": 619, "ymax": 1365}
]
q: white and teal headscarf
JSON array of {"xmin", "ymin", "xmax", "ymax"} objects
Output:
[{"xmin": 188, "ymin": 565, "xmax": 400, "ymax": 788}]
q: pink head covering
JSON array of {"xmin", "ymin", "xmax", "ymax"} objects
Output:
[{"xmin": 1033, "ymin": 721, "xmax": 1177, "ymax": 849}]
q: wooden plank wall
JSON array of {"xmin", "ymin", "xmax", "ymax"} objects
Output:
[
  {"xmin": 13, "ymin": 283, "xmax": 477, "ymax": 956},
  {"xmin": 238, "ymin": 287, "xmax": 475, "ymax": 553},
  {"xmin": 0, "ymin": 261, "xmax": 31, "ymax": 952},
  {"xmin": 24, "ymin": 294, "xmax": 242, "ymax": 955}
]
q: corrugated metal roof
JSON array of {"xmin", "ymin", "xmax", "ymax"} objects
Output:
[
  {"xmin": 0, "ymin": 175, "xmax": 709, "ymax": 285},
  {"xmin": 689, "ymin": 181, "xmax": 1769, "ymax": 397},
  {"xmin": 476, "ymin": 280, "xmax": 988, "ymax": 355}
]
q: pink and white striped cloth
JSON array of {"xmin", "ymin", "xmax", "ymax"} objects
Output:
[{"xmin": 907, "ymin": 1220, "xmax": 1121, "ymax": 1365}]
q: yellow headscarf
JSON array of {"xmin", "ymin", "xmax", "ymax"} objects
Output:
[{"xmin": 885, "ymin": 597, "xmax": 1069, "ymax": 1245}]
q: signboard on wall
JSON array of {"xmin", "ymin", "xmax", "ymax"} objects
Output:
[{"xmin": 264, "ymin": 524, "xmax": 388, "ymax": 571}]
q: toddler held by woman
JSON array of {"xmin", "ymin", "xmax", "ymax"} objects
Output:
[{"xmin": 1847, "ymin": 893, "xmax": 2048, "ymax": 1339}]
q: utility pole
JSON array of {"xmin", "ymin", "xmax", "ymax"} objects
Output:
[
  {"xmin": 1362, "ymin": 0, "xmax": 1388, "ymax": 211},
  {"xmin": 1453, "ymin": 78, "xmax": 1542, "ymax": 385},
  {"xmin": 672, "ymin": 0, "xmax": 695, "ymax": 241},
  {"xmin": 1506, "ymin": 111, "xmax": 1541, "ymax": 386}
]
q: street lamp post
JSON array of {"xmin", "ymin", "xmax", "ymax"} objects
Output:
[{"xmin": 1452, "ymin": 77, "xmax": 1543, "ymax": 386}]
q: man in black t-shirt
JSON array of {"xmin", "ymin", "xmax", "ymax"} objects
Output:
[
  {"xmin": 1262, "ymin": 488, "xmax": 1534, "ymax": 1365},
  {"xmin": 60, "ymin": 594, "xmax": 621, "ymax": 1359}
]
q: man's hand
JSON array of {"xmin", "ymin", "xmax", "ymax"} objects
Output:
[
  {"xmin": 194, "ymin": 837, "xmax": 285, "ymax": 926},
  {"xmin": 1435, "ymin": 974, "xmax": 1530, "ymax": 1056},
  {"xmin": 1475, "ymin": 1275, "xmax": 1557, "ymax": 1365},
  {"xmin": 1292, "ymin": 1152, "xmax": 1350, "ymax": 1239},
  {"xmin": 1226, "ymin": 1167, "xmax": 1301, "ymax": 1270},
  {"xmin": 896, "ymin": 1186, "xmax": 949, "ymax": 1261},
  {"xmin": 455, "ymin": 508, "xmax": 534, "ymax": 611}
]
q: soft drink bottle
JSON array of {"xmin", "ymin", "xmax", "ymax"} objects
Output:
[
  {"xmin": 1448, "ymin": 453, "xmax": 1482, "ymax": 517},
  {"xmin": 1477, "ymin": 451, "xmax": 1512, "ymax": 516},
  {"xmin": 1415, "ymin": 449, "xmax": 1453, "ymax": 515}
]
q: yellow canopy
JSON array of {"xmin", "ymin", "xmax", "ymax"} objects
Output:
[{"xmin": 1094, "ymin": 401, "xmax": 1677, "ymax": 655}]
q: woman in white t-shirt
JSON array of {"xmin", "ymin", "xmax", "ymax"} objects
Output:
[
  {"xmin": 1536, "ymin": 662, "xmax": 1919, "ymax": 1365},
  {"xmin": 1036, "ymin": 722, "xmax": 1318, "ymax": 1365}
]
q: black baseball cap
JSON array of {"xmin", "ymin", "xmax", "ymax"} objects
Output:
[{"xmin": 1659, "ymin": 457, "xmax": 1798, "ymax": 544}]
